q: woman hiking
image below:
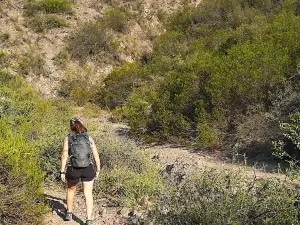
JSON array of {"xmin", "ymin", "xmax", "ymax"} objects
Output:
[{"xmin": 60, "ymin": 117, "xmax": 100, "ymax": 225}]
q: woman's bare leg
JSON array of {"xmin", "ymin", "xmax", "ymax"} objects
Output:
[
  {"xmin": 67, "ymin": 182, "xmax": 77, "ymax": 212},
  {"xmin": 83, "ymin": 180, "xmax": 94, "ymax": 220}
]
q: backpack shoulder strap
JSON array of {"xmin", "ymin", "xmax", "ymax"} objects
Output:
[
  {"xmin": 68, "ymin": 133, "xmax": 76, "ymax": 155},
  {"xmin": 83, "ymin": 131, "xmax": 89, "ymax": 138},
  {"xmin": 80, "ymin": 132, "xmax": 90, "ymax": 142}
]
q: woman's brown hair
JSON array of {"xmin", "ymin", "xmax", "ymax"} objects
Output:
[{"xmin": 70, "ymin": 120, "xmax": 87, "ymax": 134}]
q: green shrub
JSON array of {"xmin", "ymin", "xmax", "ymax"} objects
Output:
[
  {"xmin": 16, "ymin": 46, "xmax": 46, "ymax": 76},
  {"xmin": 24, "ymin": 0, "xmax": 71, "ymax": 33},
  {"xmin": 116, "ymin": 10, "xmax": 292, "ymax": 145},
  {"xmin": 98, "ymin": 163, "xmax": 164, "ymax": 207},
  {"xmin": 67, "ymin": 21, "xmax": 113, "ymax": 62},
  {"xmin": 40, "ymin": 0, "xmax": 72, "ymax": 13},
  {"xmin": 0, "ymin": 122, "xmax": 47, "ymax": 225},
  {"xmin": 273, "ymin": 112, "xmax": 300, "ymax": 167},
  {"xmin": 151, "ymin": 169, "xmax": 298, "ymax": 224},
  {"xmin": 0, "ymin": 71, "xmax": 72, "ymax": 181},
  {"xmin": 0, "ymin": 50, "xmax": 9, "ymax": 67},
  {"xmin": 70, "ymin": 87, "xmax": 92, "ymax": 106},
  {"xmin": 0, "ymin": 72, "xmax": 72, "ymax": 223},
  {"xmin": 121, "ymin": 70, "xmax": 199, "ymax": 140},
  {"xmin": 167, "ymin": 0, "xmax": 277, "ymax": 35},
  {"xmin": 58, "ymin": 65, "xmax": 99, "ymax": 106},
  {"xmin": 119, "ymin": 86, "xmax": 155, "ymax": 137},
  {"xmin": 93, "ymin": 0, "xmax": 300, "ymax": 150},
  {"xmin": 103, "ymin": 8, "xmax": 131, "ymax": 33},
  {"xmin": 27, "ymin": 13, "xmax": 68, "ymax": 32},
  {"xmin": 80, "ymin": 102, "xmax": 102, "ymax": 118},
  {"xmin": 0, "ymin": 32, "xmax": 10, "ymax": 42},
  {"xmin": 31, "ymin": 99, "xmax": 72, "ymax": 181},
  {"xmin": 24, "ymin": 0, "xmax": 72, "ymax": 15},
  {"xmin": 152, "ymin": 31, "xmax": 188, "ymax": 58},
  {"xmin": 196, "ymin": 122, "xmax": 220, "ymax": 150},
  {"xmin": 24, "ymin": 0, "xmax": 44, "ymax": 16},
  {"xmin": 95, "ymin": 62, "xmax": 149, "ymax": 108},
  {"xmin": 269, "ymin": 12, "xmax": 300, "ymax": 73},
  {"xmin": 52, "ymin": 49, "xmax": 70, "ymax": 68},
  {"xmin": 90, "ymin": 125, "xmax": 165, "ymax": 206},
  {"xmin": 207, "ymin": 40, "xmax": 289, "ymax": 112}
]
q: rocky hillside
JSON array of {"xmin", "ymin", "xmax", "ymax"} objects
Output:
[{"xmin": 0, "ymin": 0, "xmax": 200, "ymax": 96}]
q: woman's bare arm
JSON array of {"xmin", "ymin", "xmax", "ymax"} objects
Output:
[
  {"xmin": 90, "ymin": 137, "xmax": 100, "ymax": 172},
  {"xmin": 61, "ymin": 136, "xmax": 69, "ymax": 173}
]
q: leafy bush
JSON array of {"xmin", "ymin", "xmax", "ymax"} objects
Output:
[
  {"xmin": 67, "ymin": 21, "xmax": 114, "ymax": 62},
  {"xmin": 27, "ymin": 13, "xmax": 68, "ymax": 32},
  {"xmin": 151, "ymin": 169, "xmax": 299, "ymax": 224},
  {"xmin": 273, "ymin": 112, "xmax": 300, "ymax": 167},
  {"xmin": 16, "ymin": 46, "xmax": 46, "ymax": 77},
  {"xmin": 0, "ymin": 32, "xmax": 9, "ymax": 42},
  {"xmin": 206, "ymin": 40, "xmax": 289, "ymax": 112},
  {"xmin": 90, "ymin": 124, "xmax": 165, "ymax": 206},
  {"xmin": 24, "ymin": 0, "xmax": 72, "ymax": 33},
  {"xmin": 0, "ymin": 71, "xmax": 72, "ymax": 223},
  {"xmin": 98, "ymin": 163, "xmax": 164, "ymax": 207},
  {"xmin": 95, "ymin": 62, "xmax": 149, "ymax": 108},
  {"xmin": 24, "ymin": 0, "xmax": 44, "ymax": 16},
  {"xmin": 121, "ymin": 70, "xmax": 200, "ymax": 140},
  {"xmin": 118, "ymin": 86, "xmax": 156, "ymax": 138},
  {"xmin": 196, "ymin": 122, "xmax": 220, "ymax": 150},
  {"xmin": 52, "ymin": 49, "xmax": 70, "ymax": 68},
  {"xmin": 0, "ymin": 50, "xmax": 9, "ymax": 67},
  {"xmin": 0, "ymin": 123, "xmax": 47, "ymax": 225},
  {"xmin": 32, "ymin": 98, "xmax": 73, "ymax": 181},
  {"xmin": 167, "ymin": 0, "xmax": 280, "ymax": 35},
  {"xmin": 70, "ymin": 88, "xmax": 92, "ymax": 106},
  {"xmin": 58, "ymin": 65, "xmax": 99, "ymax": 106},
  {"xmin": 96, "ymin": 0, "xmax": 300, "ymax": 151},
  {"xmin": 40, "ymin": 0, "xmax": 72, "ymax": 13},
  {"xmin": 152, "ymin": 31, "xmax": 188, "ymax": 58},
  {"xmin": 103, "ymin": 8, "xmax": 131, "ymax": 33},
  {"xmin": 24, "ymin": 0, "xmax": 72, "ymax": 16},
  {"xmin": 80, "ymin": 102, "xmax": 102, "ymax": 118},
  {"xmin": 0, "ymin": 70, "xmax": 72, "ymax": 177}
]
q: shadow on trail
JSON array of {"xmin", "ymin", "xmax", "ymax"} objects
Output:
[{"xmin": 44, "ymin": 194, "xmax": 85, "ymax": 225}]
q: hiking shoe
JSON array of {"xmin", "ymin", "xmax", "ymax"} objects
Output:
[
  {"xmin": 86, "ymin": 219, "xmax": 93, "ymax": 225},
  {"xmin": 65, "ymin": 212, "xmax": 72, "ymax": 221}
]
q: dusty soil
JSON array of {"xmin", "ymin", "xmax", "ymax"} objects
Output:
[
  {"xmin": 44, "ymin": 183, "xmax": 131, "ymax": 225},
  {"xmin": 144, "ymin": 145, "xmax": 288, "ymax": 183}
]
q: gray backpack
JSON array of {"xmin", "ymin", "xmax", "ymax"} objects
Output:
[{"xmin": 68, "ymin": 132, "xmax": 92, "ymax": 168}]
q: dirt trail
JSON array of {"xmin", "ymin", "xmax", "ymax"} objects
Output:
[
  {"xmin": 44, "ymin": 183, "xmax": 126, "ymax": 225},
  {"xmin": 144, "ymin": 145, "xmax": 286, "ymax": 181}
]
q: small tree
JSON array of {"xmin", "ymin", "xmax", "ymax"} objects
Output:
[{"xmin": 273, "ymin": 112, "xmax": 300, "ymax": 168}]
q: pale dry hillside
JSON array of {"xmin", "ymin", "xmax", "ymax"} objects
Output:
[{"xmin": 0, "ymin": 0, "xmax": 200, "ymax": 96}]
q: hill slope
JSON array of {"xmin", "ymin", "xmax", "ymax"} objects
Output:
[{"xmin": 0, "ymin": 0, "xmax": 199, "ymax": 96}]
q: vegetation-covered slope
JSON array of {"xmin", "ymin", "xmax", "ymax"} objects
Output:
[
  {"xmin": 0, "ymin": 70, "xmax": 72, "ymax": 224},
  {"xmin": 96, "ymin": 0, "xmax": 300, "ymax": 158}
]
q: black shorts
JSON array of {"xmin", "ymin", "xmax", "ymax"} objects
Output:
[{"xmin": 66, "ymin": 164, "xmax": 95, "ymax": 185}]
